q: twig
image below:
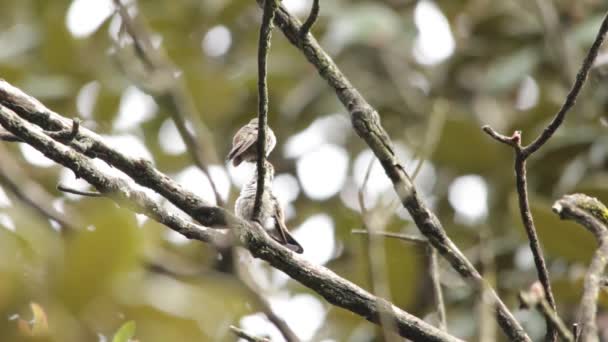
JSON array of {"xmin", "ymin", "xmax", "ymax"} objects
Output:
[
  {"xmin": 429, "ymin": 246, "xmax": 447, "ymax": 331},
  {"xmin": 235, "ymin": 249, "xmax": 300, "ymax": 342},
  {"xmin": 253, "ymin": 0, "xmax": 279, "ymax": 222},
  {"xmin": 552, "ymin": 194, "xmax": 608, "ymax": 342},
  {"xmin": 112, "ymin": 0, "xmax": 224, "ymax": 206},
  {"xmin": 411, "ymin": 100, "xmax": 447, "ymax": 180},
  {"xmin": 299, "ymin": 0, "xmax": 319, "ymax": 37},
  {"xmin": 0, "ymin": 131, "xmax": 21, "ymax": 141},
  {"xmin": 0, "ymin": 147, "xmax": 81, "ymax": 232},
  {"xmin": 518, "ymin": 283, "xmax": 574, "ymax": 342},
  {"xmin": 259, "ymin": 2, "xmax": 530, "ymax": 340},
  {"xmin": 358, "ymin": 157, "xmax": 400, "ymax": 341},
  {"xmin": 46, "ymin": 118, "xmax": 80, "ymax": 141},
  {"xmin": 481, "ymin": 14, "xmax": 608, "ymax": 340},
  {"xmin": 57, "ymin": 183, "xmax": 103, "ymax": 197},
  {"xmin": 351, "ymin": 229, "xmax": 427, "ymax": 244},
  {"xmin": 522, "ymin": 12, "xmax": 608, "ymax": 158},
  {"xmin": 229, "ymin": 326, "xmax": 270, "ymax": 342},
  {"xmin": 0, "ymin": 87, "xmax": 462, "ymax": 341}
]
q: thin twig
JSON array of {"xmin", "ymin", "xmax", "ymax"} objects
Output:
[
  {"xmin": 57, "ymin": 183, "xmax": 103, "ymax": 197},
  {"xmin": 112, "ymin": 0, "xmax": 224, "ymax": 206},
  {"xmin": 253, "ymin": 0, "xmax": 279, "ymax": 222},
  {"xmin": 522, "ymin": 12, "xmax": 608, "ymax": 158},
  {"xmin": 518, "ymin": 284, "xmax": 574, "ymax": 342},
  {"xmin": 429, "ymin": 247, "xmax": 447, "ymax": 331},
  {"xmin": 358, "ymin": 157, "xmax": 400, "ymax": 341},
  {"xmin": 0, "ymin": 131, "xmax": 21, "ymax": 141},
  {"xmin": 553, "ymin": 194, "xmax": 608, "ymax": 342},
  {"xmin": 235, "ymin": 249, "xmax": 300, "ymax": 342},
  {"xmin": 299, "ymin": 0, "xmax": 319, "ymax": 37},
  {"xmin": 229, "ymin": 326, "xmax": 270, "ymax": 342},
  {"xmin": 351, "ymin": 229, "xmax": 427, "ymax": 244},
  {"xmin": 0, "ymin": 147, "xmax": 81, "ymax": 232}
]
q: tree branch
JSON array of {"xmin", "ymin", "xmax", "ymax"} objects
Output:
[
  {"xmin": 552, "ymin": 194, "xmax": 608, "ymax": 342},
  {"xmin": 518, "ymin": 283, "xmax": 574, "ymax": 342},
  {"xmin": 112, "ymin": 0, "xmax": 224, "ymax": 206},
  {"xmin": 299, "ymin": 0, "xmax": 319, "ymax": 38},
  {"xmin": 230, "ymin": 326, "xmax": 270, "ymax": 342},
  {"xmin": 482, "ymin": 13, "xmax": 608, "ymax": 341},
  {"xmin": 254, "ymin": 2, "xmax": 530, "ymax": 340},
  {"xmin": 0, "ymin": 81, "xmax": 462, "ymax": 342},
  {"xmin": 253, "ymin": 0, "xmax": 279, "ymax": 221},
  {"xmin": 0, "ymin": 147, "xmax": 82, "ymax": 232}
]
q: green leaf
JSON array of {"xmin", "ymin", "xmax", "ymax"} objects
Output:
[{"xmin": 112, "ymin": 321, "xmax": 136, "ymax": 342}]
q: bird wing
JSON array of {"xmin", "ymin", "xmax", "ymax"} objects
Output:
[
  {"xmin": 227, "ymin": 126, "xmax": 257, "ymax": 166},
  {"xmin": 271, "ymin": 196, "xmax": 304, "ymax": 254}
]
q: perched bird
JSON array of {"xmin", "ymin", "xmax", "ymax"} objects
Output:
[
  {"xmin": 235, "ymin": 161, "xmax": 303, "ymax": 253},
  {"xmin": 227, "ymin": 118, "xmax": 276, "ymax": 167}
]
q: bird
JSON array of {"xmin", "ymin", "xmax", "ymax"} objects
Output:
[
  {"xmin": 235, "ymin": 161, "xmax": 304, "ymax": 253},
  {"xmin": 227, "ymin": 118, "xmax": 276, "ymax": 167}
]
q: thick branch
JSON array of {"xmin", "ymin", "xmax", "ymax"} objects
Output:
[
  {"xmin": 0, "ymin": 105, "xmax": 225, "ymax": 245},
  {"xmin": 553, "ymin": 194, "xmax": 608, "ymax": 342},
  {"xmin": 0, "ymin": 83, "xmax": 462, "ymax": 342},
  {"xmin": 258, "ymin": 2, "xmax": 530, "ymax": 340}
]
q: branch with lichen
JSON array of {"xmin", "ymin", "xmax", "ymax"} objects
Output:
[{"xmin": 553, "ymin": 194, "xmax": 608, "ymax": 342}]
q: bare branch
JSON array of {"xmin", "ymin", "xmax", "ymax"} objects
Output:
[
  {"xmin": 256, "ymin": 2, "xmax": 530, "ymax": 340},
  {"xmin": 479, "ymin": 14, "xmax": 608, "ymax": 341},
  {"xmin": 518, "ymin": 283, "xmax": 574, "ymax": 342},
  {"xmin": 553, "ymin": 194, "xmax": 608, "ymax": 342},
  {"xmin": 112, "ymin": 0, "xmax": 224, "ymax": 206},
  {"xmin": 522, "ymin": 12, "xmax": 608, "ymax": 157},
  {"xmin": 0, "ymin": 104, "xmax": 227, "ymax": 246},
  {"xmin": 57, "ymin": 183, "xmax": 103, "ymax": 197},
  {"xmin": 429, "ymin": 247, "xmax": 447, "ymax": 331},
  {"xmin": 351, "ymin": 229, "xmax": 427, "ymax": 244},
  {"xmin": 253, "ymin": 0, "xmax": 279, "ymax": 221},
  {"xmin": 0, "ymin": 147, "xmax": 81, "ymax": 232},
  {"xmin": 299, "ymin": 0, "xmax": 319, "ymax": 37},
  {"xmin": 0, "ymin": 81, "xmax": 462, "ymax": 342},
  {"xmin": 229, "ymin": 326, "xmax": 270, "ymax": 342}
]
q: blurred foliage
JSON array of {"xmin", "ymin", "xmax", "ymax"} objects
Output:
[{"xmin": 0, "ymin": 0, "xmax": 607, "ymax": 341}]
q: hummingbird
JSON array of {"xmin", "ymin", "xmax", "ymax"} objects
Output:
[
  {"xmin": 227, "ymin": 118, "xmax": 277, "ymax": 167},
  {"xmin": 235, "ymin": 161, "xmax": 303, "ymax": 253}
]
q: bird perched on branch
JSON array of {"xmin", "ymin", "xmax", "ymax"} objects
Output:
[
  {"xmin": 227, "ymin": 118, "xmax": 276, "ymax": 167},
  {"xmin": 235, "ymin": 161, "xmax": 303, "ymax": 253}
]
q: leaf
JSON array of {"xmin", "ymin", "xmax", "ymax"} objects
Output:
[{"xmin": 112, "ymin": 321, "xmax": 136, "ymax": 342}]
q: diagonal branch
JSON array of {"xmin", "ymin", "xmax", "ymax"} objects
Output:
[
  {"xmin": 522, "ymin": 12, "xmax": 608, "ymax": 158},
  {"xmin": 112, "ymin": 0, "xmax": 224, "ymax": 206},
  {"xmin": 253, "ymin": 0, "xmax": 279, "ymax": 221},
  {"xmin": 0, "ymin": 81, "xmax": 462, "ymax": 342},
  {"xmin": 254, "ymin": 2, "xmax": 530, "ymax": 340}
]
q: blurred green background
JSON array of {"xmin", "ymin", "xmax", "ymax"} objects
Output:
[{"xmin": 0, "ymin": 0, "xmax": 607, "ymax": 341}]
